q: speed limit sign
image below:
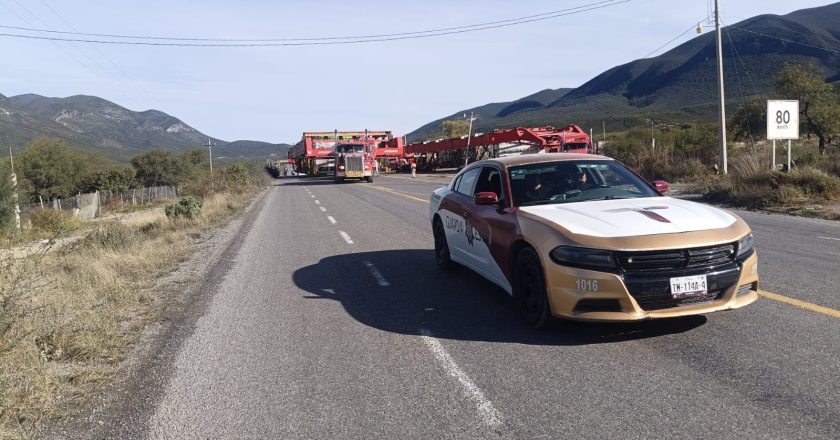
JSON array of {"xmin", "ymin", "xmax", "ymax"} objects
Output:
[{"xmin": 767, "ymin": 100, "xmax": 799, "ymax": 140}]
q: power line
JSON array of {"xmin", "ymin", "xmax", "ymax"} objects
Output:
[
  {"xmin": 0, "ymin": 0, "xmax": 625, "ymax": 42},
  {"xmin": 729, "ymin": 25, "xmax": 840, "ymax": 55},
  {"xmin": 0, "ymin": 0, "xmax": 145, "ymax": 109},
  {"xmin": 640, "ymin": 19, "xmax": 708, "ymax": 59},
  {"xmin": 36, "ymin": 0, "xmax": 162, "ymax": 109},
  {"xmin": 0, "ymin": 0, "xmax": 632, "ymax": 47}
]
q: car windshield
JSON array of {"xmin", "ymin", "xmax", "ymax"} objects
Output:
[
  {"xmin": 508, "ymin": 160, "xmax": 660, "ymax": 207},
  {"xmin": 337, "ymin": 144, "xmax": 364, "ymax": 153}
]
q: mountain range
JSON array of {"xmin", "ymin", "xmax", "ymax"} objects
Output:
[
  {"xmin": 408, "ymin": 3, "xmax": 840, "ymax": 139},
  {"xmin": 0, "ymin": 93, "xmax": 290, "ymax": 162},
  {"xmin": 2, "ymin": 3, "xmax": 838, "ymax": 159}
]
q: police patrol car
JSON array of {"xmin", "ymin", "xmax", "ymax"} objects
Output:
[{"xmin": 430, "ymin": 154, "xmax": 758, "ymax": 328}]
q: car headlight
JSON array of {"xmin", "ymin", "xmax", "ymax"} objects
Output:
[
  {"xmin": 550, "ymin": 245, "xmax": 617, "ymax": 270},
  {"xmin": 737, "ymin": 233, "xmax": 754, "ymax": 259}
]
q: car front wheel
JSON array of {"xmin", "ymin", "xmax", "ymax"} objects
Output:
[{"xmin": 514, "ymin": 247, "xmax": 555, "ymax": 329}]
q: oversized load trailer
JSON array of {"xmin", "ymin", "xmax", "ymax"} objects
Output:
[
  {"xmin": 404, "ymin": 124, "xmax": 592, "ymax": 170},
  {"xmin": 289, "ymin": 130, "xmax": 393, "ymax": 177}
]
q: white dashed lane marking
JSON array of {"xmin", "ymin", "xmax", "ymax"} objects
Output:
[
  {"xmin": 363, "ymin": 260, "xmax": 390, "ymax": 286},
  {"xmin": 315, "ymin": 200, "xmax": 320, "ymax": 205},
  {"xmin": 339, "ymin": 231, "xmax": 354, "ymax": 244},
  {"xmin": 818, "ymin": 236, "xmax": 840, "ymax": 242},
  {"xmin": 419, "ymin": 329, "xmax": 504, "ymax": 433},
  {"xmin": 327, "ymin": 216, "xmax": 337, "ymax": 225},
  {"xmin": 319, "ymin": 207, "xmax": 327, "ymax": 212}
]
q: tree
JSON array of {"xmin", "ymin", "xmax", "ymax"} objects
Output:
[
  {"xmin": 19, "ymin": 138, "xmax": 92, "ymax": 200},
  {"xmin": 131, "ymin": 150, "xmax": 190, "ymax": 187},
  {"xmin": 442, "ymin": 119, "xmax": 469, "ymax": 138},
  {"xmin": 729, "ymin": 98, "xmax": 766, "ymax": 150},
  {"xmin": 79, "ymin": 165, "xmax": 136, "ymax": 193},
  {"xmin": 775, "ymin": 64, "xmax": 840, "ymax": 155},
  {"xmin": 0, "ymin": 160, "xmax": 15, "ymax": 231}
]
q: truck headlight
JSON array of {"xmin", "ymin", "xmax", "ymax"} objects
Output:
[
  {"xmin": 338, "ymin": 165, "xmax": 345, "ymax": 170},
  {"xmin": 550, "ymin": 246, "xmax": 617, "ymax": 270},
  {"xmin": 737, "ymin": 233, "xmax": 754, "ymax": 259}
]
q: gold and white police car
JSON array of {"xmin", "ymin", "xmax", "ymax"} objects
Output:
[{"xmin": 430, "ymin": 154, "xmax": 758, "ymax": 328}]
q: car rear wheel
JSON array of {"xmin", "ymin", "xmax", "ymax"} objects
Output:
[
  {"xmin": 514, "ymin": 247, "xmax": 555, "ymax": 329},
  {"xmin": 433, "ymin": 219, "xmax": 456, "ymax": 270}
]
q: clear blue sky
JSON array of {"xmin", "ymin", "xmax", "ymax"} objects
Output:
[{"xmin": 0, "ymin": 0, "xmax": 833, "ymax": 144}]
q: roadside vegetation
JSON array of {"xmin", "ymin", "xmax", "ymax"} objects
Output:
[
  {"xmin": 0, "ymin": 141, "xmax": 271, "ymax": 438},
  {"xmin": 603, "ymin": 64, "xmax": 840, "ymax": 218}
]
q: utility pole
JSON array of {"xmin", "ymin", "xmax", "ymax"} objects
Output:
[
  {"xmin": 9, "ymin": 146, "xmax": 20, "ymax": 230},
  {"xmin": 714, "ymin": 0, "xmax": 728, "ymax": 174},
  {"xmin": 204, "ymin": 138, "xmax": 216, "ymax": 176},
  {"xmin": 463, "ymin": 112, "xmax": 478, "ymax": 167}
]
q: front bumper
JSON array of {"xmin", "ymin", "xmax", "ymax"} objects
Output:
[{"xmin": 543, "ymin": 252, "xmax": 759, "ymax": 322}]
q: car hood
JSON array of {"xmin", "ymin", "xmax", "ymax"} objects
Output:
[{"xmin": 518, "ymin": 197, "xmax": 737, "ymax": 239}]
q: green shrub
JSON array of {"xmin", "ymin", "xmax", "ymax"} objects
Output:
[
  {"xmin": 29, "ymin": 209, "xmax": 72, "ymax": 234},
  {"xmin": 164, "ymin": 196, "xmax": 203, "ymax": 219},
  {"xmin": 224, "ymin": 163, "xmax": 249, "ymax": 187}
]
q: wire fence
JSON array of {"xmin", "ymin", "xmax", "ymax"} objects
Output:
[{"xmin": 20, "ymin": 186, "xmax": 180, "ymax": 220}]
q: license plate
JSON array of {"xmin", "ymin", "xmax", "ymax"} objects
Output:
[
  {"xmin": 347, "ymin": 171, "xmax": 364, "ymax": 178},
  {"xmin": 669, "ymin": 275, "xmax": 708, "ymax": 298}
]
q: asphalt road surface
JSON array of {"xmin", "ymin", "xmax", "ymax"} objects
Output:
[{"xmin": 64, "ymin": 174, "xmax": 840, "ymax": 439}]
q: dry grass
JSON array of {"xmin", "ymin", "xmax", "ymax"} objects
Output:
[
  {"xmin": 0, "ymin": 189, "xmax": 259, "ymax": 438},
  {"xmin": 699, "ymin": 155, "xmax": 840, "ymax": 212}
]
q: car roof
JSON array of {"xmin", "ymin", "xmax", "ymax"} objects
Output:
[{"xmin": 478, "ymin": 153, "xmax": 614, "ymax": 169}]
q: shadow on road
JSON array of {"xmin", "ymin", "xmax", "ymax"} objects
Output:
[
  {"xmin": 292, "ymin": 249, "xmax": 706, "ymax": 346},
  {"xmin": 273, "ymin": 177, "xmax": 337, "ymax": 187}
]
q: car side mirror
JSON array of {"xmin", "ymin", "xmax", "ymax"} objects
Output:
[
  {"xmin": 475, "ymin": 192, "xmax": 499, "ymax": 206},
  {"xmin": 653, "ymin": 180, "xmax": 670, "ymax": 194}
]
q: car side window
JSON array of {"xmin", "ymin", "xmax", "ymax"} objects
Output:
[
  {"xmin": 474, "ymin": 167, "xmax": 505, "ymax": 201},
  {"xmin": 454, "ymin": 168, "xmax": 481, "ymax": 197}
]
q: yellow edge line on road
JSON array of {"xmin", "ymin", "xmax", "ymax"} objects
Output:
[
  {"xmin": 365, "ymin": 184, "xmax": 840, "ymax": 320},
  {"xmin": 759, "ymin": 290, "xmax": 840, "ymax": 319},
  {"xmin": 366, "ymin": 185, "xmax": 430, "ymax": 204}
]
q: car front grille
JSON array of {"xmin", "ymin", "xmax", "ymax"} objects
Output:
[
  {"xmin": 621, "ymin": 255, "xmax": 741, "ymax": 312},
  {"xmin": 631, "ymin": 288, "xmax": 724, "ymax": 311},
  {"xmin": 617, "ymin": 243, "xmax": 736, "ymax": 275}
]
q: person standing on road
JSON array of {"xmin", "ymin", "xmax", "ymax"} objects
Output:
[{"xmin": 411, "ymin": 162, "xmax": 417, "ymax": 178}]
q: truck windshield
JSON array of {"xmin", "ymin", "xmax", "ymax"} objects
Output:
[
  {"xmin": 508, "ymin": 160, "xmax": 660, "ymax": 207},
  {"xmin": 337, "ymin": 144, "xmax": 364, "ymax": 153}
]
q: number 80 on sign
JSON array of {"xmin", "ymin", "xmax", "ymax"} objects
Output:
[{"xmin": 767, "ymin": 100, "xmax": 799, "ymax": 140}]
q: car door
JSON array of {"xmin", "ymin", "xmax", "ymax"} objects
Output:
[
  {"xmin": 443, "ymin": 167, "xmax": 481, "ymax": 269},
  {"xmin": 464, "ymin": 166, "xmax": 514, "ymax": 293}
]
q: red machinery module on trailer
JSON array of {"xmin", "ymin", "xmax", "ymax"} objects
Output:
[{"xmin": 403, "ymin": 124, "xmax": 592, "ymax": 170}]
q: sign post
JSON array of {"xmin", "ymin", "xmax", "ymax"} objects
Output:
[{"xmin": 767, "ymin": 100, "xmax": 799, "ymax": 172}]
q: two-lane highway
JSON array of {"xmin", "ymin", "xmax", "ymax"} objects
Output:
[{"xmin": 68, "ymin": 174, "xmax": 840, "ymax": 439}]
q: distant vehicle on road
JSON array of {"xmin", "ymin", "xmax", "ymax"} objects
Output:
[{"xmin": 429, "ymin": 154, "xmax": 759, "ymax": 328}]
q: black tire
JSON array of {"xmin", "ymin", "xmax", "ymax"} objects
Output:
[
  {"xmin": 513, "ymin": 247, "xmax": 555, "ymax": 329},
  {"xmin": 365, "ymin": 175, "xmax": 374, "ymax": 183},
  {"xmin": 334, "ymin": 176, "xmax": 344, "ymax": 184},
  {"xmin": 433, "ymin": 219, "xmax": 456, "ymax": 270}
]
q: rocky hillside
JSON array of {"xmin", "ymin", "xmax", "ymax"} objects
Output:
[
  {"xmin": 0, "ymin": 93, "xmax": 289, "ymax": 162},
  {"xmin": 409, "ymin": 3, "xmax": 840, "ymax": 139}
]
